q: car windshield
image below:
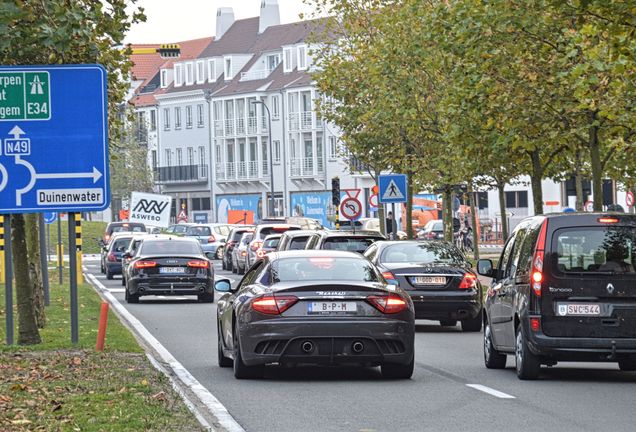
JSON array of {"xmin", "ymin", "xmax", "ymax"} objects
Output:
[
  {"xmin": 381, "ymin": 242, "xmax": 465, "ymax": 264},
  {"xmin": 186, "ymin": 226, "xmax": 211, "ymax": 237},
  {"xmin": 271, "ymin": 257, "xmax": 379, "ymax": 283},
  {"xmin": 141, "ymin": 240, "xmax": 201, "ymax": 255},
  {"xmin": 555, "ymin": 226, "xmax": 636, "ymax": 274},
  {"xmin": 322, "ymin": 237, "xmax": 378, "ymax": 253}
]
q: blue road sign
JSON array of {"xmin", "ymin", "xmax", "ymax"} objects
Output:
[
  {"xmin": 43, "ymin": 212, "xmax": 57, "ymax": 224},
  {"xmin": 0, "ymin": 64, "xmax": 109, "ymax": 214},
  {"xmin": 379, "ymin": 174, "xmax": 408, "ymax": 204}
]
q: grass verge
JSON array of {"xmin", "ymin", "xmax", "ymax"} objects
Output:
[
  {"xmin": 0, "ymin": 277, "xmax": 204, "ymax": 431},
  {"xmin": 45, "ymin": 219, "xmax": 107, "ymax": 255}
]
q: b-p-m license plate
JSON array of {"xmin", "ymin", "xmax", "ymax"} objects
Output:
[{"xmin": 308, "ymin": 301, "xmax": 356, "ymax": 314}]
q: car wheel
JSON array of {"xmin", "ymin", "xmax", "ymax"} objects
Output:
[
  {"xmin": 216, "ymin": 247, "xmax": 224, "ymax": 260},
  {"xmin": 227, "ymin": 259, "xmax": 233, "ymax": 272},
  {"xmin": 439, "ymin": 320, "xmax": 457, "ymax": 327},
  {"xmin": 515, "ymin": 326, "xmax": 540, "ymax": 380},
  {"xmin": 239, "ymin": 263, "xmax": 245, "ymax": 275},
  {"xmin": 125, "ymin": 288, "xmax": 139, "ymax": 304},
  {"xmin": 381, "ymin": 356, "xmax": 414, "ymax": 379},
  {"xmin": 106, "ymin": 269, "xmax": 113, "ymax": 280},
  {"xmin": 461, "ymin": 312, "xmax": 482, "ymax": 332},
  {"xmin": 218, "ymin": 324, "xmax": 233, "ymax": 368},
  {"xmin": 484, "ymin": 322, "xmax": 507, "ymax": 369},
  {"xmin": 618, "ymin": 359, "xmax": 636, "ymax": 371},
  {"xmin": 233, "ymin": 325, "xmax": 264, "ymax": 379},
  {"xmin": 198, "ymin": 293, "xmax": 214, "ymax": 303}
]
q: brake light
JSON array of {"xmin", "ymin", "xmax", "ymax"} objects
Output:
[
  {"xmin": 241, "ymin": 251, "xmax": 247, "ymax": 257},
  {"xmin": 251, "ymin": 294, "xmax": 298, "ymax": 315},
  {"xmin": 250, "ymin": 241, "xmax": 263, "ymax": 251},
  {"xmin": 104, "ymin": 234, "xmax": 110, "ymax": 242},
  {"xmin": 107, "ymin": 252, "xmax": 117, "ymax": 262},
  {"xmin": 531, "ymin": 220, "xmax": 549, "ymax": 297},
  {"xmin": 256, "ymin": 249, "xmax": 265, "ymax": 258},
  {"xmin": 530, "ymin": 317, "xmax": 541, "ymax": 332},
  {"xmin": 134, "ymin": 260, "xmax": 157, "ymax": 269},
  {"xmin": 598, "ymin": 217, "xmax": 619, "ymax": 224},
  {"xmin": 187, "ymin": 260, "xmax": 209, "ymax": 268},
  {"xmin": 458, "ymin": 273, "xmax": 477, "ymax": 289},
  {"xmin": 207, "ymin": 235, "xmax": 217, "ymax": 243},
  {"xmin": 381, "ymin": 271, "xmax": 395, "ymax": 280},
  {"xmin": 367, "ymin": 293, "xmax": 408, "ymax": 314}
]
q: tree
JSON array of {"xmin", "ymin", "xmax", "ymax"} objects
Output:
[{"xmin": 0, "ymin": 1, "xmax": 144, "ymax": 344}]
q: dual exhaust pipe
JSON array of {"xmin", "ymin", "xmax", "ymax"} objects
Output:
[{"xmin": 300, "ymin": 340, "xmax": 365, "ymax": 354}]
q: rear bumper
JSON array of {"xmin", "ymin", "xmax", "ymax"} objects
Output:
[
  {"xmin": 105, "ymin": 262, "xmax": 122, "ymax": 274},
  {"xmin": 238, "ymin": 318, "xmax": 414, "ymax": 367},
  {"xmin": 201, "ymin": 243, "xmax": 220, "ymax": 253},
  {"xmin": 128, "ymin": 276, "xmax": 213, "ymax": 297},
  {"xmin": 406, "ymin": 289, "xmax": 482, "ymax": 320}
]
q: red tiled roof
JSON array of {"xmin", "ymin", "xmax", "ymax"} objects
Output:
[{"xmin": 129, "ymin": 44, "xmax": 164, "ymax": 81}]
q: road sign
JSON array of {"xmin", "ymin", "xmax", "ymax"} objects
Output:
[
  {"xmin": 584, "ymin": 201, "xmax": 594, "ymax": 212},
  {"xmin": 129, "ymin": 192, "xmax": 172, "ymax": 228},
  {"xmin": 378, "ymin": 174, "xmax": 407, "ymax": 204},
  {"xmin": 43, "ymin": 212, "xmax": 57, "ymax": 224},
  {"xmin": 340, "ymin": 197, "xmax": 362, "ymax": 220},
  {"xmin": 627, "ymin": 191, "xmax": 634, "ymax": 207},
  {"xmin": 0, "ymin": 65, "xmax": 109, "ymax": 214},
  {"xmin": 369, "ymin": 193, "xmax": 379, "ymax": 209},
  {"xmin": 177, "ymin": 208, "xmax": 188, "ymax": 223}
]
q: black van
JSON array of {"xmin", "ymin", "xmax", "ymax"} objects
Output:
[{"xmin": 477, "ymin": 213, "xmax": 636, "ymax": 380}]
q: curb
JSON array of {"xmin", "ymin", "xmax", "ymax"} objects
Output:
[{"xmin": 84, "ymin": 271, "xmax": 245, "ymax": 432}]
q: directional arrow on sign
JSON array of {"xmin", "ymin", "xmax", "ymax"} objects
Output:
[
  {"xmin": 36, "ymin": 166, "xmax": 103, "ymax": 183},
  {"xmin": 9, "ymin": 125, "xmax": 25, "ymax": 138}
]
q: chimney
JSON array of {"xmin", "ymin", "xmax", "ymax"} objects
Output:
[
  {"xmin": 259, "ymin": 0, "xmax": 280, "ymax": 34},
  {"xmin": 216, "ymin": 7, "xmax": 235, "ymax": 40}
]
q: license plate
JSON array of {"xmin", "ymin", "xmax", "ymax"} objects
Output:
[
  {"xmin": 159, "ymin": 267, "xmax": 185, "ymax": 274},
  {"xmin": 413, "ymin": 276, "xmax": 446, "ymax": 285},
  {"xmin": 308, "ymin": 301, "xmax": 356, "ymax": 314},
  {"xmin": 557, "ymin": 303, "xmax": 601, "ymax": 316}
]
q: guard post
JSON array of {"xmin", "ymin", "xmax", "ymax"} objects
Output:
[
  {"xmin": 0, "ymin": 215, "xmax": 5, "ymax": 284},
  {"xmin": 74, "ymin": 213, "xmax": 83, "ymax": 284}
]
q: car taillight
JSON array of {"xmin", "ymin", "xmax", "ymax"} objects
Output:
[
  {"xmin": 241, "ymin": 251, "xmax": 247, "ymax": 257},
  {"xmin": 134, "ymin": 260, "xmax": 157, "ymax": 269},
  {"xmin": 458, "ymin": 273, "xmax": 477, "ymax": 289},
  {"xmin": 531, "ymin": 220, "xmax": 549, "ymax": 297},
  {"xmin": 367, "ymin": 293, "xmax": 408, "ymax": 314},
  {"xmin": 107, "ymin": 252, "xmax": 117, "ymax": 262},
  {"xmin": 381, "ymin": 271, "xmax": 396, "ymax": 280},
  {"xmin": 207, "ymin": 235, "xmax": 216, "ymax": 243},
  {"xmin": 256, "ymin": 249, "xmax": 265, "ymax": 258},
  {"xmin": 251, "ymin": 294, "xmax": 298, "ymax": 315},
  {"xmin": 530, "ymin": 317, "xmax": 541, "ymax": 332},
  {"xmin": 104, "ymin": 234, "xmax": 110, "ymax": 242},
  {"xmin": 187, "ymin": 260, "xmax": 209, "ymax": 268},
  {"xmin": 250, "ymin": 241, "xmax": 263, "ymax": 251},
  {"xmin": 598, "ymin": 217, "xmax": 619, "ymax": 224}
]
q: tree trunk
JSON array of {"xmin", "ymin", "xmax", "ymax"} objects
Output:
[
  {"xmin": 467, "ymin": 182, "xmax": 479, "ymax": 260},
  {"xmin": 530, "ymin": 150, "xmax": 544, "ymax": 215},
  {"xmin": 573, "ymin": 151, "xmax": 584, "ymax": 211},
  {"xmin": 496, "ymin": 179, "xmax": 509, "ymax": 242},
  {"xmin": 443, "ymin": 186, "xmax": 453, "ymax": 242},
  {"xmin": 406, "ymin": 173, "xmax": 413, "ymax": 239},
  {"xmin": 25, "ymin": 214, "xmax": 46, "ymax": 329},
  {"xmin": 588, "ymin": 112, "xmax": 603, "ymax": 212},
  {"xmin": 11, "ymin": 214, "xmax": 42, "ymax": 345}
]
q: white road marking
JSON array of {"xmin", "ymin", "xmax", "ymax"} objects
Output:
[
  {"xmin": 85, "ymin": 272, "xmax": 245, "ymax": 432},
  {"xmin": 106, "ymin": 288, "xmax": 125, "ymax": 293},
  {"xmin": 466, "ymin": 384, "xmax": 516, "ymax": 399}
]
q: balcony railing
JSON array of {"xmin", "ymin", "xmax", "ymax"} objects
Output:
[
  {"xmin": 224, "ymin": 118, "xmax": 234, "ymax": 136},
  {"xmin": 214, "ymin": 120, "xmax": 224, "ymax": 137},
  {"xmin": 236, "ymin": 118, "xmax": 246, "ymax": 135},
  {"xmin": 290, "ymin": 157, "xmax": 324, "ymax": 177},
  {"xmin": 247, "ymin": 116, "xmax": 257, "ymax": 134},
  {"xmin": 240, "ymin": 68, "xmax": 274, "ymax": 81},
  {"xmin": 154, "ymin": 164, "xmax": 208, "ymax": 184},
  {"xmin": 248, "ymin": 160, "xmax": 258, "ymax": 178},
  {"xmin": 288, "ymin": 111, "xmax": 322, "ymax": 131},
  {"xmin": 217, "ymin": 161, "xmax": 269, "ymax": 182},
  {"xmin": 262, "ymin": 160, "xmax": 269, "ymax": 176}
]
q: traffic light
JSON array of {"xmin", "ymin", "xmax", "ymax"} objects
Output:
[{"xmin": 331, "ymin": 177, "xmax": 340, "ymax": 206}]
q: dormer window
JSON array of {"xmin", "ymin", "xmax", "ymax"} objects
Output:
[
  {"xmin": 267, "ymin": 54, "xmax": 280, "ymax": 71},
  {"xmin": 196, "ymin": 60, "xmax": 205, "ymax": 84},
  {"xmin": 174, "ymin": 63, "xmax": 183, "ymax": 87},
  {"xmin": 224, "ymin": 56, "xmax": 233, "ymax": 80},
  {"xmin": 160, "ymin": 69, "xmax": 168, "ymax": 88},
  {"xmin": 283, "ymin": 47, "xmax": 293, "ymax": 73},
  {"xmin": 297, "ymin": 45, "xmax": 307, "ymax": 71},
  {"xmin": 207, "ymin": 59, "xmax": 216, "ymax": 83},
  {"xmin": 186, "ymin": 62, "xmax": 194, "ymax": 85}
]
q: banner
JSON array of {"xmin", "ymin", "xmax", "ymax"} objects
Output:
[
  {"xmin": 216, "ymin": 194, "xmax": 262, "ymax": 224},
  {"xmin": 128, "ymin": 191, "xmax": 172, "ymax": 228},
  {"xmin": 290, "ymin": 192, "xmax": 332, "ymax": 228}
]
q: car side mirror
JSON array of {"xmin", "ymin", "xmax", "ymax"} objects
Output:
[
  {"xmin": 477, "ymin": 259, "xmax": 494, "ymax": 278},
  {"xmin": 122, "ymin": 252, "xmax": 131, "ymax": 259},
  {"xmin": 215, "ymin": 279, "xmax": 232, "ymax": 293},
  {"xmin": 205, "ymin": 252, "xmax": 216, "ymax": 260}
]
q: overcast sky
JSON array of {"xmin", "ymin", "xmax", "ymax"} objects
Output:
[{"xmin": 125, "ymin": 0, "xmax": 321, "ymax": 44}]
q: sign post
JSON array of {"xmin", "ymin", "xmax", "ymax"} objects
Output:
[
  {"xmin": 379, "ymin": 174, "xmax": 408, "ymax": 239},
  {"xmin": 0, "ymin": 65, "xmax": 109, "ymax": 345}
]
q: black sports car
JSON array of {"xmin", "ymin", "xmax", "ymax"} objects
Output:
[
  {"xmin": 364, "ymin": 240, "xmax": 483, "ymax": 332},
  {"xmin": 125, "ymin": 236, "xmax": 215, "ymax": 303},
  {"xmin": 215, "ymin": 250, "xmax": 415, "ymax": 379}
]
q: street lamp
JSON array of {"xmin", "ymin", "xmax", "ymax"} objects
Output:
[
  {"xmin": 204, "ymin": 89, "xmax": 216, "ymax": 222},
  {"xmin": 250, "ymin": 99, "xmax": 275, "ymax": 217}
]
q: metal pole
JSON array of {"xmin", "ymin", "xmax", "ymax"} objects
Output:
[
  {"xmin": 252, "ymin": 100, "xmax": 275, "ymax": 217},
  {"xmin": 205, "ymin": 91, "xmax": 217, "ymax": 222},
  {"xmin": 57, "ymin": 213, "xmax": 63, "ymax": 284},
  {"xmin": 391, "ymin": 203, "xmax": 397, "ymax": 240},
  {"xmin": 68, "ymin": 212, "xmax": 79, "ymax": 344},
  {"xmin": 39, "ymin": 214, "xmax": 50, "ymax": 306},
  {"xmin": 46, "ymin": 223, "xmax": 50, "ymax": 262},
  {"xmin": 4, "ymin": 215, "xmax": 13, "ymax": 345}
]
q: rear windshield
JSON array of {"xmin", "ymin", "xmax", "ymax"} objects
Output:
[
  {"xmin": 231, "ymin": 229, "xmax": 252, "ymax": 241},
  {"xmin": 271, "ymin": 257, "xmax": 379, "ymax": 283},
  {"xmin": 186, "ymin": 226, "xmax": 211, "ymax": 236},
  {"xmin": 259, "ymin": 226, "xmax": 300, "ymax": 239},
  {"xmin": 111, "ymin": 238, "xmax": 132, "ymax": 252},
  {"xmin": 381, "ymin": 242, "xmax": 465, "ymax": 264},
  {"xmin": 213, "ymin": 225, "xmax": 231, "ymax": 236},
  {"xmin": 289, "ymin": 236, "xmax": 309, "ymax": 250},
  {"xmin": 555, "ymin": 227, "xmax": 636, "ymax": 274},
  {"xmin": 322, "ymin": 237, "xmax": 379, "ymax": 253},
  {"xmin": 110, "ymin": 224, "xmax": 145, "ymax": 234},
  {"xmin": 141, "ymin": 240, "xmax": 201, "ymax": 255},
  {"xmin": 264, "ymin": 237, "xmax": 280, "ymax": 248}
]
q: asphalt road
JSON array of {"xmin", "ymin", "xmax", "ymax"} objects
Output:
[{"xmin": 84, "ymin": 259, "xmax": 636, "ymax": 432}]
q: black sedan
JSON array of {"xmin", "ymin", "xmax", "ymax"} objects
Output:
[
  {"xmin": 215, "ymin": 250, "xmax": 415, "ymax": 379},
  {"xmin": 125, "ymin": 236, "xmax": 215, "ymax": 304},
  {"xmin": 364, "ymin": 240, "xmax": 483, "ymax": 332}
]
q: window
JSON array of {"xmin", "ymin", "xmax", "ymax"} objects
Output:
[
  {"xmin": 186, "ymin": 106, "xmax": 192, "ymax": 128},
  {"xmin": 185, "ymin": 62, "xmax": 194, "ymax": 85},
  {"xmin": 174, "ymin": 63, "xmax": 183, "ymax": 86},
  {"xmin": 176, "ymin": 148, "xmax": 182, "ymax": 165},
  {"xmin": 198, "ymin": 146, "xmax": 206, "ymax": 166},
  {"xmin": 215, "ymin": 142, "xmax": 222, "ymax": 162},
  {"xmin": 271, "ymin": 95, "xmax": 280, "ymax": 119},
  {"xmin": 297, "ymin": 45, "xmax": 307, "ymax": 70},
  {"xmin": 174, "ymin": 107, "xmax": 182, "ymax": 129},
  {"xmin": 191, "ymin": 198, "xmax": 211, "ymax": 211},
  {"xmin": 187, "ymin": 147, "xmax": 194, "ymax": 165},
  {"xmin": 477, "ymin": 192, "xmax": 489, "ymax": 210},
  {"xmin": 267, "ymin": 54, "xmax": 280, "ymax": 71},
  {"xmin": 207, "ymin": 59, "xmax": 216, "ymax": 82},
  {"xmin": 163, "ymin": 108, "xmax": 170, "ymax": 130},
  {"xmin": 328, "ymin": 136, "xmax": 337, "ymax": 159},
  {"xmin": 165, "ymin": 149, "xmax": 172, "ymax": 166},
  {"xmin": 224, "ymin": 57, "xmax": 233, "ymax": 79},
  {"xmin": 149, "ymin": 109, "xmax": 156, "ymax": 131},
  {"xmin": 505, "ymin": 191, "xmax": 529, "ymax": 208},
  {"xmin": 197, "ymin": 104, "xmax": 204, "ymax": 127},
  {"xmin": 273, "ymin": 140, "xmax": 281, "ymax": 163},
  {"xmin": 196, "ymin": 60, "xmax": 205, "ymax": 84},
  {"xmin": 160, "ymin": 69, "xmax": 168, "ymax": 88},
  {"xmin": 283, "ymin": 47, "xmax": 293, "ymax": 72},
  {"xmin": 151, "ymin": 150, "xmax": 157, "ymax": 169}
]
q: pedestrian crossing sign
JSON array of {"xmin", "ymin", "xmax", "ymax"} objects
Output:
[{"xmin": 378, "ymin": 174, "xmax": 407, "ymax": 204}]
